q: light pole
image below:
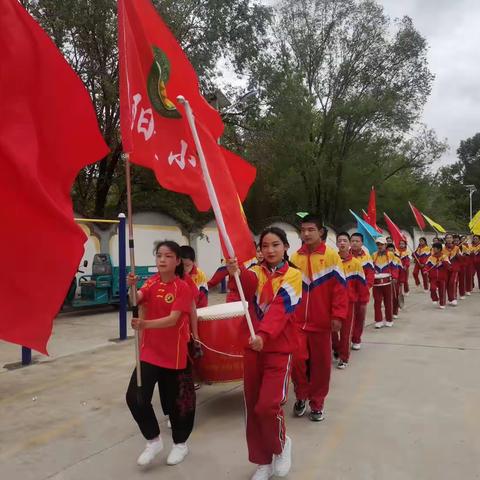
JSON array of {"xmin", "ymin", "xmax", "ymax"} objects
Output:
[{"xmin": 466, "ymin": 185, "xmax": 477, "ymax": 222}]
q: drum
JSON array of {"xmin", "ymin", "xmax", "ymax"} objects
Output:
[
  {"xmin": 374, "ymin": 273, "xmax": 392, "ymax": 286},
  {"xmin": 195, "ymin": 302, "xmax": 245, "ymax": 383}
]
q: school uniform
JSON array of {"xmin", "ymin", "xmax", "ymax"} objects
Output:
[
  {"xmin": 426, "ymin": 254, "xmax": 450, "ymax": 307},
  {"xmin": 350, "ymin": 249, "xmax": 375, "ymax": 345},
  {"xmin": 412, "ymin": 245, "xmax": 430, "ymax": 290},
  {"xmin": 472, "ymin": 243, "xmax": 480, "ymax": 289},
  {"xmin": 398, "ymin": 247, "xmax": 412, "ymax": 293},
  {"xmin": 372, "ymin": 251, "xmax": 399, "ymax": 324},
  {"xmin": 239, "ymin": 262, "xmax": 302, "ymax": 466},
  {"xmin": 332, "ymin": 255, "xmax": 369, "ymax": 363},
  {"xmin": 290, "ymin": 243, "xmax": 348, "ymax": 412},
  {"xmin": 188, "ymin": 264, "xmax": 208, "ymax": 307},
  {"xmin": 443, "ymin": 245, "xmax": 461, "ymax": 302},
  {"xmin": 126, "ymin": 274, "xmax": 196, "ymax": 445}
]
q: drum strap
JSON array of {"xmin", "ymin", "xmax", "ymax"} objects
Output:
[{"xmin": 195, "ymin": 337, "xmax": 243, "ymax": 358}]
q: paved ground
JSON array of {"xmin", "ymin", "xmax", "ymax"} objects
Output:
[{"xmin": 1, "ymin": 286, "xmax": 479, "ymax": 479}]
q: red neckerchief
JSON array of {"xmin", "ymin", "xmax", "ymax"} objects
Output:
[
  {"xmin": 298, "ymin": 242, "xmax": 326, "ymax": 256},
  {"xmin": 258, "ymin": 261, "xmax": 289, "ymax": 307},
  {"xmin": 350, "ymin": 249, "xmax": 365, "ymax": 258},
  {"xmin": 340, "ymin": 253, "xmax": 353, "ymax": 263}
]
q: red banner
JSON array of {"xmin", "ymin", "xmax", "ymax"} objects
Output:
[{"xmin": 409, "ymin": 202, "xmax": 426, "ymax": 230}]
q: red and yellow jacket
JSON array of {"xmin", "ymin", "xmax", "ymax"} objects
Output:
[
  {"xmin": 351, "ymin": 248, "xmax": 375, "ymax": 291},
  {"xmin": 341, "ymin": 254, "xmax": 370, "ymax": 304},
  {"xmin": 413, "ymin": 245, "xmax": 430, "ymax": 267},
  {"xmin": 397, "ymin": 247, "xmax": 411, "ymax": 269},
  {"xmin": 443, "ymin": 245, "xmax": 461, "ymax": 272},
  {"xmin": 239, "ymin": 262, "xmax": 302, "ymax": 353},
  {"xmin": 471, "ymin": 243, "xmax": 480, "ymax": 265},
  {"xmin": 426, "ymin": 253, "xmax": 451, "ymax": 281},
  {"xmin": 189, "ymin": 265, "xmax": 208, "ymax": 308},
  {"xmin": 372, "ymin": 251, "xmax": 400, "ymax": 279},
  {"xmin": 291, "ymin": 243, "xmax": 348, "ymax": 332}
]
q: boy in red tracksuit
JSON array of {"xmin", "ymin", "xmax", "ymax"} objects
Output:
[
  {"xmin": 180, "ymin": 246, "xmax": 208, "ymax": 308},
  {"xmin": 443, "ymin": 234, "xmax": 461, "ymax": 306},
  {"xmin": 350, "ymin": 233, "xmax": 375, "ymax": 350},
  {"xmin": 426, "ymin": 242, "xmax": 451, "ymax": 309},
  {"xmin": 332, "ymin": 233, "xmax": 369, "ymax": 369},
  {"xmin": 372, "ymin": 237, "xmax": 399, "ymax": 328},
  {"xmin": 387, "ymin": 243, "xmax": 403, "ymax": 318},
  {"xmin": 227, "ymin": 227, "xmax": 301, "ymax": 480},
  {"xmin": 290, "ymin": 215, "xmax": 348, "ymax": 422},
  {"xmin": 412, "ymin": 237, "xmax": 430, "ymax": 291},
  {"xmin": 397, "ymin": 239, "xmax": 412, "ymax": 295}
]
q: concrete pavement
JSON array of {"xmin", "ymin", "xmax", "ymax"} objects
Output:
[{"xmin": 1, "ymin": 287, "xmax": 479, "ymax": 479}]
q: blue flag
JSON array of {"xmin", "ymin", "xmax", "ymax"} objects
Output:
[{"xmin": 350, "ymin": 210, "xmax": 382, "ymax": 254}]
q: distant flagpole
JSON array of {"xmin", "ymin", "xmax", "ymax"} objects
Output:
[{"xmin": 177, "ymin": 95, "xmax": 255, "ymax": 340}]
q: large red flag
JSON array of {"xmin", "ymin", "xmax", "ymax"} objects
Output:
[
  {"xmin": 0, "ymin": 1, "xmax": 109, "ymax": 353},
  {"xmin": 118, "ymin": 0, "xmax": 256, "ymax": 263},
  {"xmin": 409, "ymin": 202, "xmax": 426, "ymax": 230},
  {"xmin": 368, "ymin": 186, "xmax": 377, "ymax": 227},
  {"xmin": 383, "ymin": 213, "xmax": 406, "ymax": 249}
]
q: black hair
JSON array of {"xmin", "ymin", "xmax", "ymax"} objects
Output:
[
  {"xmin": 473, "ymin": 235, "xmax": 480, "ymax": 241},
  {"xmin": 432, "ymin": 242, "xmax": 443, "ymax": 251},
  {"xmin": 299, "ymin": 214, "xmax": 328, "ymax": 240},
  {"xmin": 179, "ymin": 245, "xmax": 196, "ymax": 262},
  {"xmin": 432, "ymin": 237, "xmax": 441, "ymax": 243},
  {"xmin": 154, "ymin": 240, "xmax": 184, "ymax": 278},
  {"xmin": 452, "ymin": 234, "xmax": 460, "ymax": 240},
  {"xmin": 336, "ymin": 231, "xmax": 351, "ymax": 241},
  {"xmin": 386, "ymin": 243, "xmax": 395, "ymax": 250},
  {"xmin": 419, "ymin": 237, "xmax": 427, "ymax": 244},
  {"xmin": 259, "ymin": 226, "xmax": 296, "ymax": 267},
  {"xmin": 351, "ymin": 232, "xmax": 364, "ymax": 242}
]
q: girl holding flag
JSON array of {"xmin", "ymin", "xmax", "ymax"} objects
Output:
[
  {"xmin": 226, "ymin": 227, "xmax": 302, "ymax": 480},
  {"xmin": 413, "ymin": 237, "xmax": 430, "ymax": 291},
  {"xmin": 126, "ymin": 241, "xmax": 197, "ymax": 468}
]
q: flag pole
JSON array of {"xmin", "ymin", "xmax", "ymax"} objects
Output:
[
  {"xmin": 177, "ymin": 95, "xmax": 256, "ymax": 340},
  {"xmin": 123, "ymin": 152, "xmax": 142, "ymax": 390},
  {"xmin": 408, "ymin": 201, "xmax": 424, "ymax": 232}
]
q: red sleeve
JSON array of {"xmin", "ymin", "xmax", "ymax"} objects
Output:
[
  {"xmin": 364, "ymin": 265, "xmax": 375, "ymax": 289},
  {"xmin": 239, "ymin": 267, "xmax": 258, "ymax": 301},
  {"xmin": 331, "ymin": 276, "xmax": 348, "ymax": 322},
  {"xmin": 207, "ymin": 267, "xmax": 228, "ymax": 288},
  {"xmin": 139, "ymin": 279, "xmax": 153, "ymax": 304},
  {"xmin": 172, "ymin": 280, "xmax": 193, "ymax": 314},
  {"xmin": 197, "ymin": 290, "xmax": 208, "ymax": 308},
  {"xmin": 357, "ymin": 277, "xmax": 370, "ymax": 304},
  {"xmin": 257, "ymin": 296, "xmax": 291, "ymax": 341},
  {"xmin": 182, "ymin": 276, "xmax": 199, "ymax": 306}
]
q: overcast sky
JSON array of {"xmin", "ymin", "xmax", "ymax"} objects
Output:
[{"xmin": 379, "ymin": 0, "xmax": 480, "ymax": 167}]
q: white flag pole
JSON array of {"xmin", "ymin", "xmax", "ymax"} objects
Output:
[{"xmin": 177, "ymin": 95, "xmax": 255, "ymax": 340}]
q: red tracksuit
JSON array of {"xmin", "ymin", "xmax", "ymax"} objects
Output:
[
  {"xmin": 351, "ymin": 249, "xmax": 374, "ymax": 345},
  {"xmin": 443, "ymin": 245, "xmax": 460, "ymax": 302},
  {"xmin": 290, "ymin": 243, "xmax": 348, "ymax": 411},
  {"xmin": 398, "ymin": 248, "xmax": 411, "ymax": 293},
  {"xmin": 332, "ymin": 255, "xmax": 369, "ymax": 363},
  {"xmin": 426, "ymin": 254, "xmax": 450, "ymax": 306},
  {"xmin": 239, "ymin": 262, "xmax": 302, "ymax": 466},
  {"xmin": 412, "ymin": 245, "xmax": 430, "ymax": 290},
  {"xmin": 464, "ymin": 245, "xmax": 474, "ymax": 293},
  {"xmin": 472, "ymin": 244, "xmax": 480, "ymax": 289},
  {"xmin": 372, "ymin": 251, "xmax": 399, "ymax": 324},
  {"xmin": 458, "ymin": 245, "xmax": 471, "ymax": 296}
]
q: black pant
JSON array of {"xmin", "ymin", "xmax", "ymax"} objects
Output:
[{"xmin": 126, "ymin": 361, "xmax": 196, "ymax": 444}]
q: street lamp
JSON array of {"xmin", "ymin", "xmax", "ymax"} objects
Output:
[{"xmin": 466, "ymin": 185, "xmax": 477, "ymax": 221}]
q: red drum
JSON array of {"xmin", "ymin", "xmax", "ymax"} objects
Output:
[
  {"xmin": 195, "ymin": 302, "xmax": 245, "ymax": 383},
  {"xmin": 374, "ymin": 273, "xmax": 392, "ymax": 286}
]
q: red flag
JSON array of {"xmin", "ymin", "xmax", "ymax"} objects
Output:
[
  {"xmin": 363, "ymin": 209, "xmax": 382, "ymax": 234},
  {"xmin": 383, "ymin": 213, "xmax": 406, "ymax": 249},
  {"xmin": 368, "ymin": 186, "xmax": 377, "ymax": 227},
  {"xmin": 118, "ymin": 0, "xmax": 256, "ymax": 262},
  {"xmin": 362, "ymin": 209, "xmax": 370, "ymax": 223},
  {"xmin": 0, "ymin": 1, "xmax": 109, "ymax": 353},
  {"xmin": 409, "ymin": 202, "xmax": 426, "ymax": 230}
]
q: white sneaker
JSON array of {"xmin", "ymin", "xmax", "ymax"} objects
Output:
[
  {"xmin": 466, "ymin": 292, "xmax": 471, "ymax": 296},
  {"xmin": 432, "ymin": 301, "xmax": 438, "ymax": 306},
  {"xmin": 439, "ymin": 305, "xmax": 446, "ymax": 310},
  {"xmin": 137, "ymin": 437, "xmax": 163, "ymax": 466},
  {"xmin": 351, "ymin": 343, "xmax": 361, "ymax": 351},
  {"xmin": 374, "ymin": 322, "xmax": 384, "ymax": 329},
  {"xmin": 405, "ymin": 292, "xmax": 410, "ymax": 297},
  {"xmin": 393, "ymin": 314, "xmax": 399, "ymax": 319},
  {"xmin": 424, "ymin": 289, "xmax": 429, "ymax": 293},
  {"xmin": 273, "ymin": 436, "xmax": 292, "ymax": 477},
  {"xmin": 251, "ymin": 464, "xmax": 274, "ymax": 480},
  {"xmin": 385, "ymin": 321, "xmax": 393, "ymax": 327},
  {"xmin": 167, "ymin": 443, "xmax": 188, "ymax": 465},
  {"xmin": 460, "ymin": 296, "xmax": 466, "ymax": 300},
  {"xmin": 167, "ymin": 417, "xmax": 171, "ymax": 429},
  {"xmin": 450, "ymin": 300, "xmax": 458, "ymax": 306}
]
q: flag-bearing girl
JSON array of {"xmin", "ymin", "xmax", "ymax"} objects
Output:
[
  {"xmin": 126, "ymin": 241, "xmax": 197, "ymax": 468},
  {"xmin": 226, "ymin": 227, "xmax": 302, "ymax": 480},
  {"xmin": 412, "ymin": 237, "xmax": 430, "ymax": 291}
]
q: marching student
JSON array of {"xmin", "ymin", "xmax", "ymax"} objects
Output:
[
  {"xmin": 426, "ymin": 242, "xmax": 451, "ymax": 309},
  {"xmin": 290, "ymin": 215, "xmax": 348, "ymax": 422},
  {"xmin": 180, "ymin": 245, "xmax": 208, "ymax": 307},
  {"xmin": 350, "ymin": 232, "xmax": 375, "ymax": 350},
  {"xmin": 461, "ymin": 236, "xmax": 473, "ymax": 295},
  {"xmin": 372, "ymin": 237, "xmax": 399, "ymax": 328},
  {"xmin": 412, "ymin": 237, "xmax": 430, "ymax": 291},
  {"xmin": 332, "ymin": 232, "xmax": 369, "ymax": 369},
  {"xmin": 126, "ymin": 241, "xmax": 197, "ymax": 468},
  {"xmin": 455, "ymin": 235, "xmax": 468, "ymax": 299},
  {"xmin": 443, "ymin": 234, "xmax": 461, "ymax": 306},
  {"xmin": 226, "ymin": 227, "xmax": 301, "ymax": 480},
  {"xmin": 397, "ymin": 239, "xmax": 412, "ymax": 296},
  {"xmin": 472, "ymin": 235, "xmax": 480, "ymax": 289},
  {"xmin": 386, "ymin": 243, "xmax": 403, "ymax": 318}
]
